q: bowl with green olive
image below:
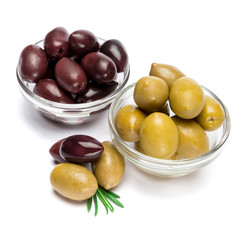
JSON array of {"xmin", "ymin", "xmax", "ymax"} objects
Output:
[{"xmin": 108, "ymin": 67, "xmax": 230, "ymax": 177}]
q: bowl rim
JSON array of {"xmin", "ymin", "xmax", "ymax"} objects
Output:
[
  {"xmin": 16, "ymin": 38, "xmax": 130, "ymax": 111},
  {"xmin": 108, "ymin": 82, "xmax": 231, "ymax": 168}
]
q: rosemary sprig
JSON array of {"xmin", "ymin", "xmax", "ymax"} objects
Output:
[
  {"xmin": 99, "ymin": 186, "xmax": 124, "ymax": 208},
  {"xmin": 87, "ymin": 185, "xmax": 124, "ymax": 215}
]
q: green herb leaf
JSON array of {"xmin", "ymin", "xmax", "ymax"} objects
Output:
[
  {"xmin": 99, "ymin": 186, "xmax": 124, "ymax": 208},
  {"xmin": 87, "ymin": 197, "xmax": 92, "ymax": 212},
  {"xmin": 105, "ymin": 189, "xmax": 121, "ymax": 199},
  {"xmin": 96, "ymin": 189, "xmax": 109, "ymax": 214},
  {"xmin": 94, "ymin": 193, "xmax": 98, "ymax": 216}
]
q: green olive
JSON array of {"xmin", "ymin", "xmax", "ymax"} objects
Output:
[
  {"xmin": 196, "ymin": 95, "xmax": 225, "ymax": 131},
  {"xmin": 50, "ymin": 163, "xmax": 98, "ymax": 201},
  {"xmin": 115, "ymin": 105, "xmax": 147, "ymax": 142},
  {"xmin": 134, "ymin": 76, "xmax": 169, "ymax": 113},
  {"xmin": 139, "ymin": 112, "xmax": 179, "ymax": 159},
  {"xmin": 172, "ymin": 116, "xmax": 209, "ymax": 158},
  {"xmin": 92, "ymin": 141, "xmax": 125, "ymax": 190},
  {"xmin": 136, "ymin": 134, "xmax": 184, "ymax": 160},
  {"xmin": 149, "ymin": 63, "xmax": 185, "ymax": 89},
  {"xmin": 169, "ymin": 76, "xmax": 205, "ymax": 119}
]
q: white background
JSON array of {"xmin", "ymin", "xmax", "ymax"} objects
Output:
[{"xmin": 0, "ymin": 0, "xmax": 239, "ymax": 239}]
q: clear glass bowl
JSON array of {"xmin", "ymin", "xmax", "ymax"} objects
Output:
[
  {"xmin": 16, "ymin": 38, "xmax": 130, "ymax": 125},
  {"xmin": 108, "ymin": 82, "xmax": 231, "ymax": 177}
]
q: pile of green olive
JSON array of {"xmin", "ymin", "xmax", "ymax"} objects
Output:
[
  {"xmin": 49, "ymin": 135, "xmax": 125, "ymax": 201},
  {"xmin": 115, "ymin": 63, "xmax": 225, "ymax": 160}
]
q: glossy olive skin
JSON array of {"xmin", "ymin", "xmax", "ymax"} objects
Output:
[
  {"xmin": 134, "ymin": 76, "xmax": 169, "ymax": 112},
  {"xmin": 19, "ymin": 44, "xmax": 48, "ymax": 83},
  {"xmin": 149, "ymin": 63, "xmax": 185, "ymax": 89},
  {"xmin": 196, "ymin": 95, "xmax": 225, "ymax": 131},
  {"xmin": 55, "ymin": 57, "xmax": 87, "ymax": 93},
  {"xmin": 69, "ymin": 30, "xmax": 99, "ymax": 57},
  {"xmin": 60, "ymin": 135, "xmax": 104, "ymax": 164},
  {"xmin": 75, "ymin": 81, "xmax": 118, "ymax": 103},
  {"xmin": 92, "ymin": 141, "xmax": 125, "ymax": 190},
  {"xmin": 172, "ymin": 116, "xmax": 209, "ymax": 158},
  {"xmin": 100, "ymin": 39, "xmax": 128, "ymax": 72},
  {"xmin": 33, "ymin": 79, "xmax": 74, "ymax": 103},
  {"xmin": 49, "ymin": 138, "xmax": 66, "ymax": 163},
  {"xmin": 50, "ymin": 163, "xmax": 98, "ymax": 201},
  {"xmin": 135, "ymin": 141, "xmax": 183, "ymax": 160},
  {"xmin": 139, "ymin": 112, "xmax": 179, "ymax": 159},
  {"xmin": 81, "ymin": 52, "xmax": 117, "ymax": 84},
  {"xmin": 115, "ymin": 105, "xmax": 147, "ymax": 142},
  {"xmin": 44, "ymin": 27, "xmax": 69, "ymax": 61},
  {"xmin": 169, "ymin": 77, "xmax": 205, "ymax": 119}
]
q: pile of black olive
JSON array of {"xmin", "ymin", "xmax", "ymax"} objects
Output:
[{"xmin": 18, "ymin": 27, "xmax": 129, "ymax": 103}]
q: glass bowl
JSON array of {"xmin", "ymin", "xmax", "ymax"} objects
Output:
[
  {"xmin": 108, "ymin": 82, "xmax": 231, "ymax": 177},
  {"xmin": 16, "ymin": 38, "xmax": 130, "ymax": 125}
]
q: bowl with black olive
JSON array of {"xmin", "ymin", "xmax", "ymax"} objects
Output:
[{"xmin": 16, "ymin": 27, "xmax": 130, "ymax": 125}]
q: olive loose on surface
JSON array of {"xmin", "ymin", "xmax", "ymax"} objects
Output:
[
  {"xmin": 149, "ymin": 63, "xmax": 185, "ymax": 89},
  {"xmin": 100, "ymin": 39, "xmax": 128, "ymax": 72},
  {"xmin": 75, "ymin": 81, "xmax": 118, "ymax": 103},
  {"xmin": 44, "ymin": 27, "xmax": 69, "ymax": 61},
  {"xmin": 172, "ymin": 116, "xmax": 209, "ymax": 158},
  {"xmin": 139, "ymin": 112, "xmax": 179, "ymax": 159},
  {"xmin": 115, "ymin": 105, "xmax": 147, "ymax": 142},
  {"xmin": 92, "ymin": 141, "xmax": 125, "ymax": 190},
  {"xmin": 50, "ymin": 163, "xmax": 98, "ymax": 201},
  {"xmin": 69, "ymin": 30, "xmax": 99, "ymax": 57},
  {"xmin": 196, "ymin": 95, "xmax": 225, "ymax": 131},
  {"xmin": 33, "ymin": 79, "xmax": 74, "ymax": 103},
  {"xmin": 49, "ymin": 138, "xmax": 67, "ymax": 163},
  {"xmin": 60, "ymin": 135, "xmax": 104, "ymax": 164},
  {"xmin": 81, "ymin": 52, "xmax": 117, "ymax": 84},
  {"xmin": 134, "ymin": 76, "xmax": 169, "ymax": 112},
  {"xmin": 55, "ymin": 57, "xmax": 87, "ymax": 93},
  {"xmin": 169, "ymin": 76, "xmax": 205, "ymax": 119},
  {"xmin": 19, "ymin": 44, "xmax": 48, "ymax": 83}
]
